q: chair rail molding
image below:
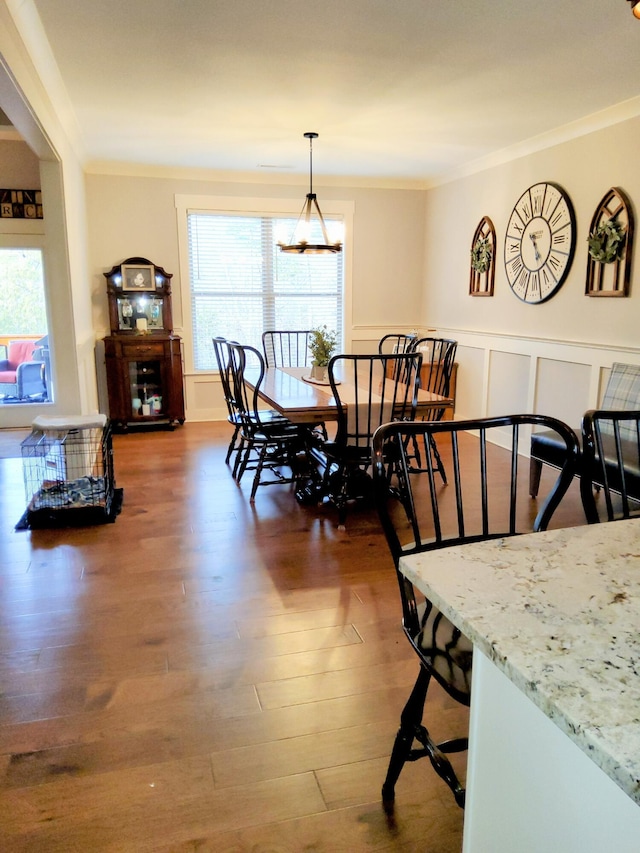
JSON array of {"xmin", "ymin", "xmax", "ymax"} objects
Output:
[{"xmin": 434, "ymin": 326, "xmax": 640, "ymax": 432}]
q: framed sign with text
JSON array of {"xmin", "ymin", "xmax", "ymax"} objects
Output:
[{"xmin": 0, "ymin": 189, "xmax": 43, "ymax": 219}]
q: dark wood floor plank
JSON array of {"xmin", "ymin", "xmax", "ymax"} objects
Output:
[
  {"xmin": 1, "ymin": 758, "xmax": 326, "ymax": 852},
  {"xmin": 0, "ymin": 420, "xmax": 588, "ymax": 851}
]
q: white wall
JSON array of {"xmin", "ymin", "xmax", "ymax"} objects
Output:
[{"xmin": 422, "ymin": 114, "xmax": 640, "ymax": 427}]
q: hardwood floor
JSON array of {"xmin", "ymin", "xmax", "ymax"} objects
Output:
[{"xmin": 0, "ymin": 422, "xmax": 587, "ymax": 851}]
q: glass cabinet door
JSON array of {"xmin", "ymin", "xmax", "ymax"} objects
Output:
[
  {"xmin": 117, "ymin": 295, "xmax": 166, "ymax": 332},
  {"xmin": 128, "ymin": 360, "xmax": 164, "ymax": 417}
]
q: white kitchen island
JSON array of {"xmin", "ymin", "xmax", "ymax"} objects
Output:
[{"xmin": 399, "ymin": 518, "xmax": 640, "ymax": 852}]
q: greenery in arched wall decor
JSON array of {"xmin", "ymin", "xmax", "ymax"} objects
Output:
[
  {"xmin": 585, "ymin": 187, "xmax": 635, "ymax": 297},
  {"xmin": 469, "ymin": 216, "xmax": 496, "ymax": 297}
]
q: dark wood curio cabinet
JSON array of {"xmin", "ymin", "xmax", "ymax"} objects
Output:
[{"xmin": 103, "ymin": 258, "xmax": 185, "ymax": 430}]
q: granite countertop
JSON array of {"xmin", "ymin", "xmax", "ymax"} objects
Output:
[{"xmin": 399, "ymin": 518, "xmax": 640, "ymax": 805}]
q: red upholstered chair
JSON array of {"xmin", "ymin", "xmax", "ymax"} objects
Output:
[{"xmin": 0, "ymin": 340, "xmax": 45, "ymax": 399}]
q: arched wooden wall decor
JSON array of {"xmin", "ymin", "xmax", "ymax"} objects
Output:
[
  {"xmin": 585, "ymin": 187, "xmax": 634, "ymax": 297},
  {"xmin": 469, "ymin": 216, "xmax": 496, "ymax": 296}
]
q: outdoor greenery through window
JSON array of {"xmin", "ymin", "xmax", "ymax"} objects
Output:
[
  {"xmin": 187, "ymin": 212, "xmax": 343, "ymax": 370},
  {"xmin": 0, "ymin": 248, "xmax": 47, "ymax": 336},
  {"xmin": 0, "ymin": 246, "xmax": 50, "ymax": 405}
]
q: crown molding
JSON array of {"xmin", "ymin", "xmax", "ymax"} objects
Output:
[{"xmin": 427, "ymin": 95, "xmax": 640, "ymax": 189}]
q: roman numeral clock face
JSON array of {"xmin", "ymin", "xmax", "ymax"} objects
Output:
[{"xmin": 504, "ymin": 182, "xmax": 576, "ymax": 303}]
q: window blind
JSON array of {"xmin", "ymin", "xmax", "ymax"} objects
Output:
[{"xmin": 187, "ymin": 211, "xmax": 343, "ymax": 370}]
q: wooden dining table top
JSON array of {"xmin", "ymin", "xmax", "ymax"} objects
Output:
[{"xmin": 244, "ymin": 365, "xmax": 453, "ymax": 425}]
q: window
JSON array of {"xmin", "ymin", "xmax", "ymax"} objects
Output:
[
  {"xmin": 0, "ymin": 244, "xmax": 51, "ymax": 404},
  {"xmin": 177, "ymin": 195, "xmax": 352, "ymax": 372}
]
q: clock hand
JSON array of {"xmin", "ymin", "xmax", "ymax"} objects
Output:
[{"xmin": 529, "ymin": 232, "xmax": 541, "ymax": 262}]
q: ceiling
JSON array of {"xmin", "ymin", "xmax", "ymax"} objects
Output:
[{"xmin": 20, "ymin": 0, "xmax": 640, "ymax": 184}]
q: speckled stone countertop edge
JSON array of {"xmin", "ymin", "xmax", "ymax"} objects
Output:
[{"xmin": 399, "ymin": 519, "xmax": 640, "ymax": 806}]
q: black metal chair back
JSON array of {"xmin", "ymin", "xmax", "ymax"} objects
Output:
[
  {"xmin": 262, "ymin": 330, "xmax": 312, "ymax": 367},
  {"xmin": 402, "ymin": 337, "xmax": 457, "ymax": 482},
  {"xmin": 212, "ymin": 336, "xmax": 242, "ymax": 467},
  {"xmin": 227, "ymin": 343, "xmax": 270, "ymax": 428},
  {"xmin": 580, "ymin": 408, "xmax": 640, "ymax": 523},
  {"xmin": 409, "ymin": 337, "xmax": 457, "ymax": 419},
  {"xmin": 378, "ymin": 333, "xmax": 415, "ymax": 355},
  {"xmin": 372, "ymin": 414, "xmax": 579, "ymax": 809},
  {"xmin": 227, "ymin": 342, "xmax": 305, "ymax": 501},
  {"xmin": 262, "ymin": 329, "xmax": 327, "ymax": 439},
  {"xmin": 321, "ymin": 352, "xmax": 423, "ymax": 527},
  {"xmin": 329, "ymin": 352, "xmax": 423, "ymax": 451}
]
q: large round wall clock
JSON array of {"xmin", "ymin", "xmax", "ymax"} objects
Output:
[{"xmin": 504, "ymin": 182, "xmax": 576, "ymax": 304}]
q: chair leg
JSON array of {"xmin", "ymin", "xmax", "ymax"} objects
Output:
[
  {"xmin": 249, "ymin": 443, "xmax": 269, "ymax": 502},
  {"xmin": 580, "ymin": 468, "xmax": 600, "ymax": 524},
  {"xmin": 225, "ymin": 424, "xmax": 240, "ymax": 465},
  {"xmin": 382, "ymin": 666, "xmax": 431, "ymax": 805},
  {"xmin": 409, "ymin": 434, "xmax": 422, "ymax": 468},
  {"xmin": 382, "ymin": 665, "xmax": 466, "ymax": 810},
  {"xmin": 321, "ymin": 460, "xmax": 345, "ymax": 523},
  {"xmin": 408, "ymin": 435, "xmax": 447, "ymax": 483},
  {"xmin": 428, "ymin": 435, "xmax": 447, "ymax": 484},
  {"xmin": 235, "ymin": 438, "xmax": 252, "ymax": 482},
  {"xmin": 332, "ymin": 470, "xmax": 350, "ymax": 529},
  {"xmin": 529, "ymin": 458, "xmax": 543, "ymax": 497}
]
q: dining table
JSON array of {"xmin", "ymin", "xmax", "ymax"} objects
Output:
[
  {"xmin": 400, "ymin": 517, "xmax": 640, "ymax": 853},
  {"xmin": 243, "ymin": 365, "xmax": 453, "ymax": 425},
  {"xmin": 243, "ymin": 364, "xmax": 453, "ymax": 505}
]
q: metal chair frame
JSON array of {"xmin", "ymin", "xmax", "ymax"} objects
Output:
[
  {"xmin": 405, "ymin": 337, "xmax": 458, "ymax": 483},
  {"xmin": 372, "ymin": 414, "xmax": 579, "ymax": 809},
  {"xmin": 262, "ymin": 330, "xmax": 312, "ymax": 368},
  {"xmin": 212, "ymin": 336, "xmax": 243, "ymax": 471},
  {"xmin": 378, "ymin": 333, "xmax": 416, "ymax": 355},
  {"xmin": 262, "ymin": 329, "xmax": 328, "ymax": 442},
  {"xmin": 228, "ymin": 342, "xmax": 308, "ymax": 501},
  {"xmin": 580, "ymin": 408, "xmax": 640, "ymax": 523},
  {"xmin": 321, "ymin": 351, "xmax": 423, "ymax": 527}
]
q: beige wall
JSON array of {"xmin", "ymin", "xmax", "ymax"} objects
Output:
[
  {"xmin": 0, "ymin": 139, "xmax": 40, "ymax": 186},
  {"xmin": 423, "ymin": 115, "xmax": 640, "ymax": 346},
  {"xmin": 85, "ymin": 172, "xmax": 426, "ymax": 420},
  {"xmin": 4, "ymin": 0, "xmax": 639, "ymax": 431},
  {"xmin": 422, "ymin": 114, "xmax": 640, "ymax": 429},
  {"xmin": 85, "ymin": 111, "xmax": 640, "ymax": 426}
]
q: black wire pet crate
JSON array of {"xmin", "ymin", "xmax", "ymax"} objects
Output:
[{"xmin": 18, "ymin": 414, "xmax": 123, "ymax": 529}]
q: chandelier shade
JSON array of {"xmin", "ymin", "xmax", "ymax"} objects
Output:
[
  {"xmin": 629, "ymin": 0, "xmax": 640, "ymax": 17},
  {"xmin": 278, "ymin": 132, "xmax": 342, "ymax": 255}
]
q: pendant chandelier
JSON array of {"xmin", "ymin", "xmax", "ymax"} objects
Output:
[
  {"xmin": 628, "ymin": 0, "xmax": 640, "ymax": 17},
  {"xmin": 278, "ymin": 132, "xmax": 342, "ymax": 254}
]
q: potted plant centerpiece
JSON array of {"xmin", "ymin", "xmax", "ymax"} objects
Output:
[{"xmin": 309, "ymin": 325, "xmax": 337, "ymax": 382}]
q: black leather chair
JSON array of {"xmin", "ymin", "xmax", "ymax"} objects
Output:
[
  {"xmin": 372, "ymin": 415, "xmax": 579, "ymax": 810},
  {"xmin": 580, "ymin": 408, "xmax": 640, "ymax": 523},
  {"xmin": 530, "ymin": 362, "xmax": 640, "ymax": 499}
]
